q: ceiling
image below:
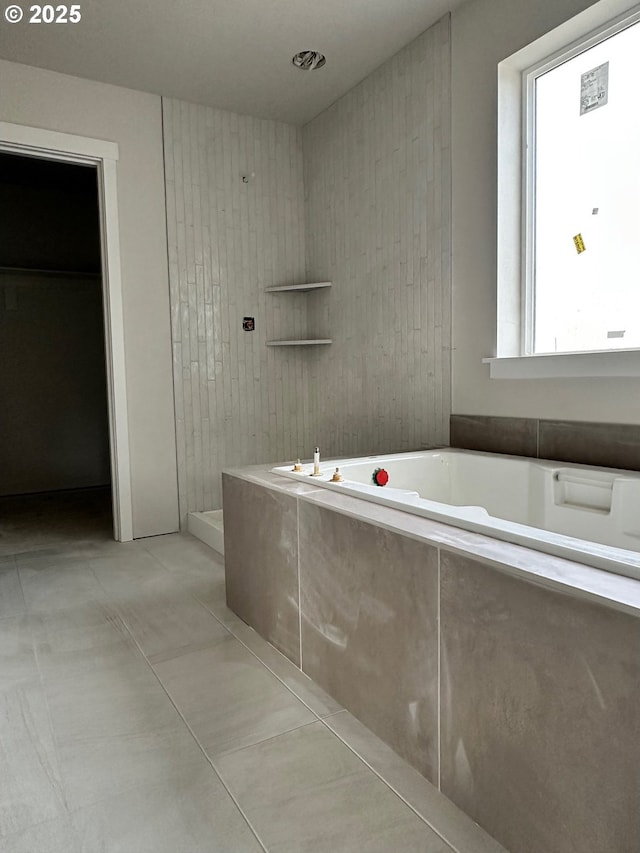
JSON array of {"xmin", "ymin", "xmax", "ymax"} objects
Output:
[{"xmin": 0, "ymin": 0, "xmax": 459, "ymax": 125}]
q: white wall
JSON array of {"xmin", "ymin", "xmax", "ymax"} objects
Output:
[
  {"xmin": 451, "ymin": 0, "xmax": 640, "ymax": 423},
  {"xmin": 163, "ymin": 99, "xmax": 309, "ymax": 520},
  {"xmin": 0, "ymin": 60, "xmax": 179, "ymax": 536},
  {"xmin": 303, "ymin": 17, "xmax": 452, "ymax": 456}
]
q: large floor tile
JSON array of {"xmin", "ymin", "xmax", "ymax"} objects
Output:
[
  {"xmin": 19, "ymin": 559, "xmax": 107, "ymax": 613},
  {"xmin": 2, "ymin": 816, "xmax": 81, "ymax": 853},
  {"xmin": 89, "ymin": 549, "xmax": 179, "ymax": 599},
  {"xmin": 0, "ymin": 564, "xmax": 25, "ymax": 617},
  {"xmin": 34, "ymin": 607, "xmax": 207, "ymax": 810},
  {"xmin": 0, "ymin": 682, "xmax": 67, "ymax": 838},
  {"xmin": 82, "ymin": 538, "xmax": 146, "ymax": 560},
  {"xmin": 31, "ymin": 603, "xmax": 135, "ymax": 681},
  {"xmin": 190, "ymin": 561, "xmax": 231, "ymax": 622},
  {"xmin": 0, "ymin": 616, "xmax": 38, "ymax": 693},
  {"xmin": 44, "ymin": 644, "xmax": 185, "ymax": 741},
  {"xmin": 14, "ymin": 549, "xmax": 90, "ymax": 570},
  {"xmin": 141, "ymin": 533, "xmax": 219, "ymax": 579},
  {"xmin": 228, "ymin": 618, "xmax": 342, "ymax": 718},
  {"xmin": 141, "ymin": 533, "xmax": 228, "ymax": 602},
  {"xmin": 114, "ymin": 591, "xmax": 230, "ymax": 664},
  {"xmin": 56, "ymin": 723, "xmax": 206, "ymax": 812},
  {"xmin": 71, "ymin": 759, "xmax": 263, "ymax": 853},
  {"xmin": 153, "ymin": 635, "xmax": 316, "ymax": 758},
  {"xmin": 324, "ymin": 711, "xmax": 507, "ymax": 853},
  {"xmin": 215, "ymin": 722, "xmax": 452, "ymax": 853}
]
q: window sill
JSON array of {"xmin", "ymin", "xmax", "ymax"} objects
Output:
[{"xmin": 483, "ymin": 349, "xmax": 640, "ymax": 379}]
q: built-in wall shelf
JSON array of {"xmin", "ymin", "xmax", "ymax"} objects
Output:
[
  {"xmin": 265, "ymin": 281, "xmax": 331, "ymax": 293},
  {"xmin": 267, "ymin": 339, "xmax": 332, "ymax": 347},
  {"xmin": 265, "ymin": 280, "xmax": 332, "ymax": 347}
]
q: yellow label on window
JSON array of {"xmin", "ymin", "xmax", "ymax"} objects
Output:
[{"xmin": 573, "ymin": 233, "xmax": 586, "ymax": 253}]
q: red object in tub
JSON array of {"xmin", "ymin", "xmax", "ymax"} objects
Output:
[{"xmin": 373, "ymin": 468, "xmax": 389, "ymax": 486}]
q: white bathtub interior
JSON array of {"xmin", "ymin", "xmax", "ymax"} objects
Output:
[{"xmin": 271, "ymin": 450, "xmax": 640, "ymax": 579}]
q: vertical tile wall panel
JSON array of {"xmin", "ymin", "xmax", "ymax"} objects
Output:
[
  {"xmin": 163, "ymin": 99, "xmax": 309, "ymax": 524},
  {"xmin": 303, "ymin": 16, "xmax": 451, "ymax": 457},
  {"xmin": 165, "ymin": 15, "xmax": 451, "ymax": 523}
]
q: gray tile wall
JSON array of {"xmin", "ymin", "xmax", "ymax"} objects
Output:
[
  {"xmin": 164, "ymin": 14, "xmax": 453, "ymax": 523},
  {"xmin": 303, "ymin": 16, "xmax": 452, "ymax": 457},
  {"xmin": 223, "ymin": 472, "xmax": 640, "ymax": 853},
  {"xmin": 440, "ymin": 550, "xmax": 640, "ymax": 853},
  {"xmin": 538, "ymin": 419, "xmax": 640, "ymax": 470},
  {"xmin": 449, "ymin": 415, "xmax": 537, "ymax": 457},
  {"xmin": 163, "ymin": 99, "xmax": 310, "ymax": 523},
  {"xmin": 451, "ymin": 414, "xmax": 640, "ymax": 470},
  {"xmin": 299, "ymin": 502, "xmax": 439, "ymax": 783},
  {"xmin": 222, "ymin": 474, "xmax": 300, "ymax": 664}
]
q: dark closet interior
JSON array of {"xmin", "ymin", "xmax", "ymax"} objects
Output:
[{"xmin": 0, "ymin": 153, "xmax": 113, "ymax": 548}]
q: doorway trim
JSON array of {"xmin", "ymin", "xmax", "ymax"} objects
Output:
[{"xmin": 0, "ymin": 121, "xmax": 133, "ymax": 541}]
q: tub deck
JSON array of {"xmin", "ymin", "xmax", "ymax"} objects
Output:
[{"xmin": 271, "ymin": 449, "xmax": 640, "ymax": 579}]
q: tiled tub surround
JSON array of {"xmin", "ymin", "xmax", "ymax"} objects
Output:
[
  {"xmin": 450, "ymin": 414, "xmax": 640, "ymax": 471},
  {"xmin": 223, "ymin": 466, "xmax": 640, "ymax": 853}
]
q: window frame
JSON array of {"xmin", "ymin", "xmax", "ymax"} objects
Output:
[{"xmin": 489, "ymin": 0, "xmax": 640, "ymax": 379}]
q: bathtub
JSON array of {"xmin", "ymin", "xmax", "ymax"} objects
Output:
[{"xmin": 271, "ymin": 449, "xmax": 640, "ymax": 580}]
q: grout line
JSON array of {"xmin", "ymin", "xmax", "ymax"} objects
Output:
[
  {"xmin": 222, "ymin": 621, "xmax": 325, "ymax": 721},
  {"xmin": 26, "ymin": 592, "xmax": 74, "ymax": 817},
  {"xmin": 13, "ymin": 555, "xmax": 28, "ymax": 614},
  {"xmin": 174, "ymin": 545, "xmax": 330, "ymax": 722},
  {"xmin": 105, "ymin": 590, "xmax": 269, "ymax": 853},
  {"xmin": 437, "ymin": 546, "xmax": 441, "ymax": 791},
  {"xmin": 209, "ymin": 718, "xmax": 320, "ymax": 762},
  {"xmin": 297, "ymin": 497, "xmax": 303, "ymax": 670},
  {"xmin": 319, "ymin": 715, "xmax": 459, "ymax": 853}
]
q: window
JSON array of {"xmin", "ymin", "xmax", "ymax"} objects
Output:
[
  {"xmin": 491, "ymin": 0, "xmax": 640, "ymax": 378},
  {"xmin": 526, "ymin": 15, "xmax": 640, "ymax": 354}
]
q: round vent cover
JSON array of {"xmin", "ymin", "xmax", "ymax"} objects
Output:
[{"xmin": 292, "ymin": 51, "xmax": 326, "ymax": 70}]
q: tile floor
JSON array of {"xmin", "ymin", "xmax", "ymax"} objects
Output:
[{"xmin": 0, "ymin": 490, "xmax": 505, "ymax": 852}]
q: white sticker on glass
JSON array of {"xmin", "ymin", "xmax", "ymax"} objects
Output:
[{"xmin": 580, "ymin": 61, "xmax": 609, "ymax": 115}]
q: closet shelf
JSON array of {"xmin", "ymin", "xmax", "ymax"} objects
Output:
[{"xmin": 0, "ymin": 266, "xmax": 100, "ymax": 278}]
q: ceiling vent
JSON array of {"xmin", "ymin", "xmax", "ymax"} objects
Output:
[{"xmin": 292, "ymin": 51, "xmax": 326, "ymax": 71}]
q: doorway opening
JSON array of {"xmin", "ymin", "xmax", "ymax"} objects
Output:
[
  {"xmin": 0, "ymin": 121, "xmax": 134, "ymax": 544},
  {"xmin": 0, "ymin": 152, "xmax": 113, "ymax": 552}
]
